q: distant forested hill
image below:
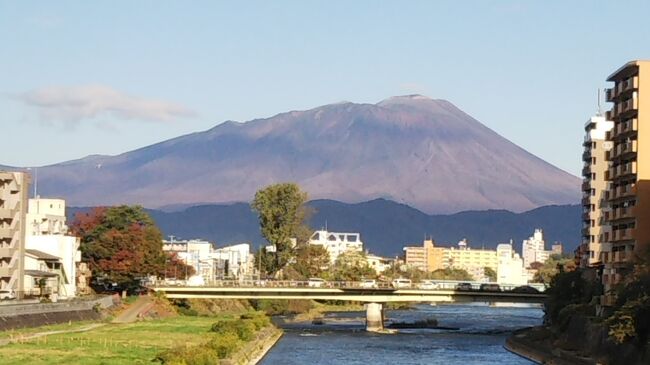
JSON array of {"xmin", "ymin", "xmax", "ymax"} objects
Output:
[{"xmin": 68, "ymin": 199, "xmax": 580, "ymax": 257}]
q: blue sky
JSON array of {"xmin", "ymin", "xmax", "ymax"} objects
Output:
[{"xmin": 2, "ymin": 1, "xmax": 649, "ymax": 176}]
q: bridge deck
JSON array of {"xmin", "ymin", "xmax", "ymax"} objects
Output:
[{"xmin": 151, "ymin": 286, "xmax": 546, "ymax": 304}]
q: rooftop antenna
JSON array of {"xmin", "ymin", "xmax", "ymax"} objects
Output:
[{"xmin": 597, "ymin": 89, "xmax": 603, "ymax": 116}]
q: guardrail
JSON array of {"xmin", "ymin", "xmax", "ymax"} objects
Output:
[{"xmin": 152, "ymin": 279, "xmax": 546, "ymax": 293}]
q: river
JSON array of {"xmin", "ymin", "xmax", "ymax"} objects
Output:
[{"xmin": 260, "ymin": 303, "xmax": 543, "ymax": 364}]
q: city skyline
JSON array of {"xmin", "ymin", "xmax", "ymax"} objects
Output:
[{"xmin": 3, "ymin": 1, "xmax": 650, "ymax": 176}]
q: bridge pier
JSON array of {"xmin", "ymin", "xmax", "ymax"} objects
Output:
[{"xmin": 365, "ymin": 302, "xmax": 385, "ymax": 332}]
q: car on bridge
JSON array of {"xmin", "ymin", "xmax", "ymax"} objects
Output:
[
  {"xmin": 360, "ymin": 279, "xmax": 378, "ymax": 289},
  {"xmin": 456, "ymin": 282, "xmax": 473, "ymax": 291},
  {"xmin": 511, "ymin": 285, "xmax": 540, "ymax": 294},
  {"xmin": 391, "ymin": 278, "xmax": 412, "ymax": 289},
  {"xmin": 479, "ymin": 283, "xmax": 501, "ymax": 292},
  {"xmin": 308, "ymin": 278, "xmax": 326, "ymax": 288},
  {"xmin": 418, "ymin": 280, "xmax": 439, "ymax": 290}
]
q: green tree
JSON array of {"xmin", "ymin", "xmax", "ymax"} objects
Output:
[
  {"xmin": 252, "ymin": 183, "xmax": 310, "ymax": 274},
  {"xmin": 71, "ymin": 205, "xmax": 178, "ymax": 291},
  {"xmin": 484, "ymin": 267, "xmax": 497, "ymax": 282},
  {"xmin": 429, "ymin": 268, "xmax": 474, "ymax": 281},
  {"xmin": 329, "ymin": 251, "xmax": 376, "ymax": 281},
  {"xmin": 291, "ymin": 245, "xmax": 330, "ymax": 280},
  {"xmin": 533, "ymin": 254, "xmax": 577, "ymax": 284}
]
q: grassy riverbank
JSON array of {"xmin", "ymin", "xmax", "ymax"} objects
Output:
[{"xmin": 0, "ymin": 310, "xmax": 278, "ymax": 365}]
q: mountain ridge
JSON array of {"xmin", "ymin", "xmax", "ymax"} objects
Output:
[{"xmin": 6, "ymin": 95, "xmax": 580, "ymax": 213}]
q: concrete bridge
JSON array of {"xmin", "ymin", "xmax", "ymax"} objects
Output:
[{"xmin": 151, "ymin": 281, "xmax": 547, "ymax": 332}]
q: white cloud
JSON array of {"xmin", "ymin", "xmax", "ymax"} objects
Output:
[{"xmin": 17, "ymin": 85, "xmax": 197, "ymax": 124}]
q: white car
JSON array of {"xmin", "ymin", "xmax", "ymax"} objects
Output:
[
  {"xmin": 360, "ymin": 279, "xmax": 378, "ymax": 289},
  {"xmin": 418, "ymin": 280, "xmax": 439, "ymax": 290},
  {"xmin": 391, "ymin": 278, "xmax": 412, "ymax": 289},
  {"xmin": 0, "ymin": 289, "xmax": 15, "ymax": 300},
  {"xmin": 308, "ymin": 278, "xmax": 325, "ymax": 288}
]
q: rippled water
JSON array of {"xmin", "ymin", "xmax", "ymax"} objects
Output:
[{"xmin": 260, "ymin": 303, "xmax": 543, "ymax": 365}]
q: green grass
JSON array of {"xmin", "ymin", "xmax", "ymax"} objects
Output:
[
  {"xmin": 0, "ymin": 320, "xmax": 100, "ymax": 340},
  {"xmin": 0, "ymin": 316, "xmax": 219, "ymax": 364}
]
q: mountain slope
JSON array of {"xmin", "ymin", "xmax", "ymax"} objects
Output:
[
  {"xmin": 25, "ymin": 95, "xmax": 579, "ymax": 213},
  {"xmin": 67, "ymin": 199, "xmax": 580, "ymax": 257}
]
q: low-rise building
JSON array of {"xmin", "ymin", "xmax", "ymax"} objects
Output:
[
  {"xmin": 365, "ymin": 254, "xmax": 392, "ymax": 274},
  {"xmin": 163, "ymin": 239, "xmax": 253, "ymax": 281},
  {"xmin": 308, "ymin": 230, "xmax": 363, "ymax": 263}
]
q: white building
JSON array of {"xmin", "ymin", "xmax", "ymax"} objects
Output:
[
  {"xmin": 496, "ymin": 242, "xmax": 527, "ymax": 285},
  {"xmin": 24, "ymin": 198, "xmax": 81, "ymax": 299},
  {"xmin": 365, "ymin": 254, "xmax": 392, "ymax": 274},
  {"xmin": 308, "ymin": 230, "xmax": 363, "ymax": 263},
  {"xmin": 210, "ymin": 243, "xmax": 253, "ymax": 279},
  {"xmin": 522, "ymin": 229, "xmax": 552, "ymax": 268},
  {"xmin": 163, "ymin": 239, "xmax": 253, "ymax": 281}
]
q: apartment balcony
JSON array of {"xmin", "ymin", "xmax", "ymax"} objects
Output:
[
  {"xmin": 0, "ymin": 208, "xmax": 16, "ymax": 220},
  {"xmin": 612, "ymin": 228, "xmax": 635, "ymax": 243},
  {"xmin": 0, "ymin": 266, "xmax": 12, "ymax": 277},
  {"xmin": 582, "ymin": 166, "xmax": 591, "ymax": 177},
  {"xmin": 619, "ymin": 161, "xmax": 638, "ymax": 178},
  {"xmin": 617, "ymin": 98, "xmax": 638, "ymax": 119},
  {"xmin": 616, "ymin": 76, "xmax": 639, "ymax": 98},
  {"xmin": 581, "ymin": 181, "xmax": 591, "ymax": 192},
  {"xmin": 0, "ymin": 227, "xmax": 14, "ymax": 238},
  {"xmin": 0, "ymin": 247, "xmax": 15, "ymax": 258},
  {"xmin": 582, "ymin": 212, "xmax": 590, "ymax": 221},
  {"xmin": 611, "ymin": 140, "xmax": 638, "ymax": 160},
  {"xmin": 611, "ymin": 206, "xmax": 635, "ymax": 221},
  {"xmin": 606, "ymin": 88, "xmax": 615, "ymax": 102},
  {"xmin": 611, "ymin": 184, "xmax": 636, "ymax": 200},
  {"xmin": 582, "ymin": 150, "xmax": 592, "ymax": 162}
]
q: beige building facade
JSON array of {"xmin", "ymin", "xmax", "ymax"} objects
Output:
[
  {"xmin": 403, "ymin": 239, "xmax": 443, "ymax": 272},
  {"xmin": 0, "ymin": 171, "xmax": 29, "ymax": 298},
  {"xmin": 580, "ymin": 116, "xmax": 614, "ymax": 268},
  {"xmin": 602, "ymin": 60, "xmax": 650, "ymax": 293}
]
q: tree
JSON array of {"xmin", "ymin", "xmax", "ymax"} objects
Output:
[
  {"xmin": 329, "ymin": 251, "xmax": 376, "ymax": 281},
  {"xmin": 484, "ymin": 267, "xmax": 497, "ymax": 282},
  {"xmin": 291, "ymin": 245, "xmax": 330, "ymax": 280},
  {"xmin": 71, "ymin": 205, "xmax": 184, "ymax": 292},
  {"xmin": 533, "ymin": 254, "xmax": 577, "ymax": 284},
  {"xmin": 429, "ymin": 268, "xmax": 473, "ymax": 281},
  {"xmin": 252, "ymin": 183, "xmax": 310, "ymax": 274}
]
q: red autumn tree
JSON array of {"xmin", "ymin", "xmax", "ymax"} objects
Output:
[{"xmin": 71, "ymin": 205, "xmax": 192, "ymax": 291}]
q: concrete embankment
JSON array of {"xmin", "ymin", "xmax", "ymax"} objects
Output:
[
  {"xmin": 0, "ymin": 295, "xmax": 116, "ymax": 331},
  {"xmin": 221, "ymin": 325, "xmax": 283, "ymax": 365},
  {"xmin": 504, "ymin": 327, "xmax": 595, "ymax": 365}
]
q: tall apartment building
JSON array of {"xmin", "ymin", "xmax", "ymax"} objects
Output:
[
  {"xmin": 521, "ymin": 229, "xmax": 560, "ymax": 268},
  {"xmin": 0, "ymin": 171, "xmax": 29, "ymax": 299},
  {"xmin": 602, "ymin": 60, "xmax": 650, "ymax": 291},
  {"xmin": 580, "ymin": 115, "xmax": 614, "ymax": 268}
]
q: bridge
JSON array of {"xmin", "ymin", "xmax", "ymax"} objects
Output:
[{"xmin": 151, "ymin": 280, "xmax": 547, "ymax": 332}]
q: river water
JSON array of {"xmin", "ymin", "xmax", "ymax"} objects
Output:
[{"xmin": 260, "ymin": 303, "xmax": 543, "ymax": 365}]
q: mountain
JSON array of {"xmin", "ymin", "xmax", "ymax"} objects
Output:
[
  {"xmin": 69, "ymin": 199, "xmax": 581, "ymax": 257},
  {"xmin": 17, "ymin": 95, "xmax": 579, "ymax": 213}
]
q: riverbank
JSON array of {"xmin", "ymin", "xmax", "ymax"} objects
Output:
[{"xmin": 504, "ymin": 327, "xmax": 595, "ymax": 365}]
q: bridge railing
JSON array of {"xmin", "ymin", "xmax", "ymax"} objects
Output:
[{"xmin": 153, "ymin": 279, "xmax": 546, "ymax": 292}]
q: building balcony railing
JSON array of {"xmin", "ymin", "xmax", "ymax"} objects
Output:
[
  {"xmin": 616, "ymin": 76, "xmax": 639, "ymax": 98},
  {"xmin": 611, "ymin": 206, "xmax": 635, "ymax": 221},
  {"xmin": 606, "ymin": 88, "xmax": 615, "ymax": 102},
  {"xmin": 611, "ymin": 228, "xmax": 635, "ymax": 243},
  {"xmin": 581, "ymin": 181, "xmax": 591, "ymax": 192},
  {"xmin": 611, "ymin": 140, "xmax": 638, "ymax": 160}
]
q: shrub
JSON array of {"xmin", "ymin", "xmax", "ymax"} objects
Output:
[{"xmin": 208, "ymin": 332, "xmax": 241, "ymax": 359}]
